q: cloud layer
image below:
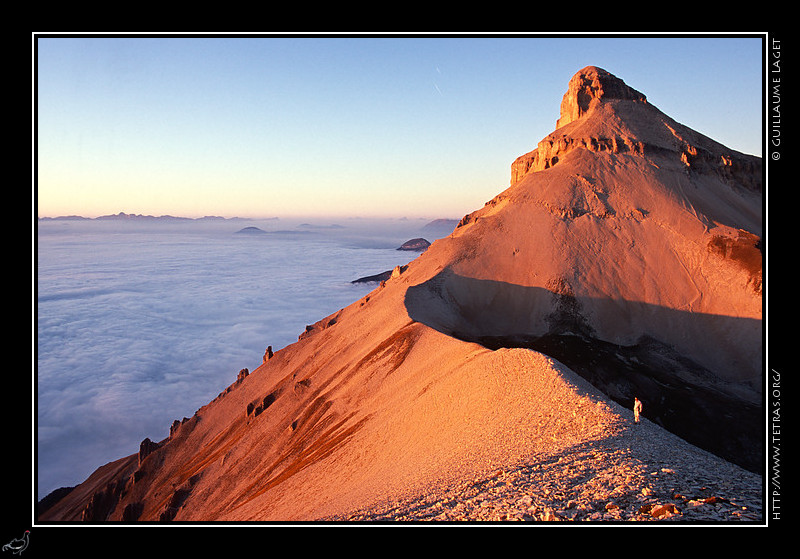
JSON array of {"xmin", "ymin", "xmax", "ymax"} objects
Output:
[{"xmin": 36, "ymin": 218, "xmax": 434, "ymax": 499}]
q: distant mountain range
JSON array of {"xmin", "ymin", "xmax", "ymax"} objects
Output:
[
  {"xmin": 37, "ymin": 213, "xmax": 460, "ymax": 232},
  {"xmin": 37, "ymin": 212, "xmax": 258, "ymax": 222}
]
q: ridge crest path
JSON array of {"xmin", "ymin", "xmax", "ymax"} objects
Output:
[
  {"xmin": 325, "ymin": 348, "xmax": 762, "ymax": 523},
  {"xmin": 327, "ymin": 416, "xmax": 762, "ymax": 522}
]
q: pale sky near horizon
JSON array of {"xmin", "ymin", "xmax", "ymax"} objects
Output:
[{"xmin": 35, "ymin": 34, "xmax": 765, "ymax": 220}]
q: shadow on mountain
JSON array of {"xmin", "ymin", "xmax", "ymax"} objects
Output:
[{"xmin": 405, "ymin": 270, "xmax": 763, "ymax": 473}]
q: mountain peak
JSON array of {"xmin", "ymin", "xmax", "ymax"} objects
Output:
[
  {"xmin": 556, "ymin": 66, "xmax": 647, "ymax": 128},
  {"xmin": 510, "ymin": 66, "xmax": 761, "ymax": 192}
]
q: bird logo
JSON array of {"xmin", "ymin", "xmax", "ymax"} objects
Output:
[{"xmin": 2, "ymin": 531, "xmax": 29, "ymax": 555}]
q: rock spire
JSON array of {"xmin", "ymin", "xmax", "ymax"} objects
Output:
[
  {"xmin": 510, "ymin": 66, "xmax": 760, "ymax": 191},
  {"xmin": 556, "ymin": 66, "xmax": 647, "ymax": 128}
]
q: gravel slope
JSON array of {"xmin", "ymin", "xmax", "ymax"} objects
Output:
[{"xmin": 325, "ymin": 408, "xmax": 763, "ymax": 523}]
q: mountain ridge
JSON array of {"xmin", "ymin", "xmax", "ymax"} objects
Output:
[{"xmin": 37, "ymin": 212, "xmax": 255, "ymax": 221}]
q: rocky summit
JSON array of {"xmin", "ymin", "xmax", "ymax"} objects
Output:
[{"xmin": 38, "ymin": 66, "xmax": 763, "ymax": 524}]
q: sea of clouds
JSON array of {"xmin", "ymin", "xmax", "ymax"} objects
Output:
[{"xmin": 35, "ymin": 216, "xmax": 452, "ymax": 500}]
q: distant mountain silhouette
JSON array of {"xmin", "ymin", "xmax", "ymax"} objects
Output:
[
  {"xmin": 396, "ymin": 238, "xmax": 431, "ymax": 252},
  {"xmin": 38, "ymin": 212, "xmax": 262, "ymax": 221},
  {"xmin": 235, "ymin": 226, "xmax": 267, "ymax": 235}
]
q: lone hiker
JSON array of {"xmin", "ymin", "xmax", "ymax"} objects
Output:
[{"xmin": 633, "ymin": 397, "xmax": 642, "ymax": 424}]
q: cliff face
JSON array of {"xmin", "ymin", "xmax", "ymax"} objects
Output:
[
  {"xmin": 39, "ymin": 66, "xmax": 763, "ymax": 522},
  {"xmin": 511, "ymin": 66, "xmax": 762, "ymax": 193},
  {"xmin": 556, "ymin": 65, "xmax": 649, "ymax": 128}
]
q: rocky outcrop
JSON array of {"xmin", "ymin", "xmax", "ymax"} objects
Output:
[
  {"xmin": 213, "ymin": 367, "xmax": 252, "ymax": 401},
  {"xmin": 555, "ymin": 66, "xmax": 647, "ymax": 129},
  {"xmin": 169, "ymin": 417, "xmax": 192, "ymax": 439},
  {"xmin": 510, "ymin": 66, "xmax": 762, "ymax": 193},
  {"xmin": 138, "ymin": 438, "xmax": 160, "ymax": 467},
  {"xmin": 511, "ymin": 134, "xmax": 645, "ymax": 182},
  {"xmin": 246, "ymin": 390, "xmax": 279, "ymax": 419},
  {"xmin": 159, "ymin": 473, "xmax": 202, "ymax": 522},
  {"xmin": 81, "ymin": 478, "xmax": 127, "ymax": 522},
  {"xmin": 397, "ymin": 238, "xmax": 431, "ymax": 252},
  {"xmin": 121, "ymin": 501, "xmax": 145, "ymax": 522}
]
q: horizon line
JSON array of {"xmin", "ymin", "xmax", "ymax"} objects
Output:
[{"xmin": 35, "ymin": 211, "xmax": 462, "ymax": 222}]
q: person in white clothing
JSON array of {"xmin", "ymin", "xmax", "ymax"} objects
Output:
[{"xmin": 633, "ymin": 397, "xmax": 642, "ymax": 424}]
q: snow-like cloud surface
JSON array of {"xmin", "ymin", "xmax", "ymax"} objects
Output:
[{"xmin": 36, "ymin": 219, "xmax": 435, "ymax": 499}]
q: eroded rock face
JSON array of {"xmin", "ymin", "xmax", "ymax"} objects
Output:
[
  {"xmin": 556, "ymin": 66, "xmax": 647, "ymax": 129},
  {"xmin": 81, "ymin": 478, "xmax": 128, "ymax": 522},
  {"xmin": 138, "ymin": 438, "xmax": 160, "ymax": 466},
  {"xmin": 509, "ymin": 67, "xmax": 648, "ymax": 181},
  {"xmin": 510, "ymin": 66, "xmax": 761, "ymax": 193},
  {"xmin": 511, "ymin": 134, "xmax": 646, "ymax": 183}
]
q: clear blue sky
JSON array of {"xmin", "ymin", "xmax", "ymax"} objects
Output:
[{"xmin": 35, "ymin": 34, "xmax": 764, "ymax": 220}]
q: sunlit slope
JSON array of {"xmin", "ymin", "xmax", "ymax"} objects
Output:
[
  {"xmin": 409, "ymin": 146, "xmax": 761, "ymax": 387},
  {"xmin": 40, "ymin": 275, "xmax": 631, "ymax": 521}
]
